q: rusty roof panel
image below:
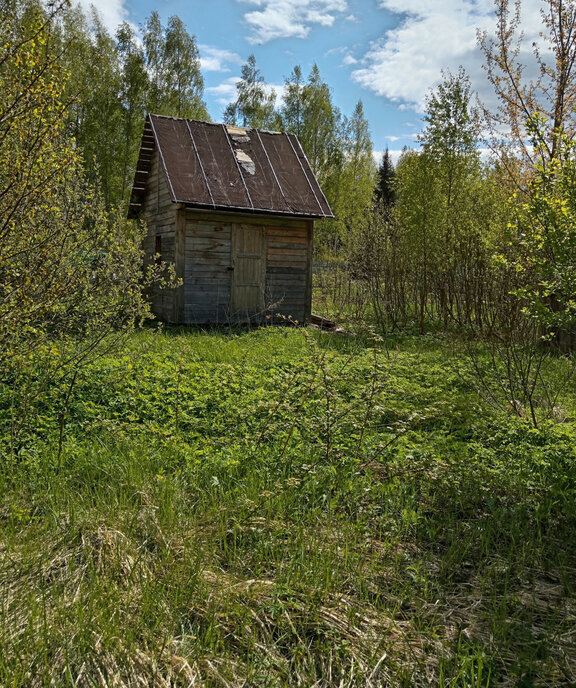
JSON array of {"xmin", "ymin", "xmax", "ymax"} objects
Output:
[
  {"xmin": 130, "ymin": 114, "xmax": 334, "ymax": 219},
  {"xmin": 190, "ymin": 122, "xmax": 252, "ymax": 209},
  {"xmin": 239, "ymin": 130, "xmax": 292, "ymax": 213},
  {"xmin": 151, "ymin": 116, "xmax": 212, "ymax": 206},
  {"xmin": 287, "ymin": 133, "xmax": 333, "ymax": 217},
  {"xmin": 259, "ymin": 132, "xmax": 325, "ymax": 217}
]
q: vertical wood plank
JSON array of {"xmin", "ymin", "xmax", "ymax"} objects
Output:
[
  {"xmin": 173, "ymin": 207, "xmax": 186, "ymax": 323},
  {"xmin": 305, "ymin": 220, "xmax": 314, "ymax": 321}
]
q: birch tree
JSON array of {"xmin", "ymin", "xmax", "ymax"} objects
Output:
[
  {"xmin": 479, "ymin": 0, "xmax": 576, "ymax": 168},
  {"xmin": 223, "ymin": 54, "xmax": 277, "ymax": 129}
]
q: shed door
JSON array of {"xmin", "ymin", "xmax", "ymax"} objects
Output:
[{"xmin": 230, "ymin": 224, "xmax": 266, "ymax": 315}]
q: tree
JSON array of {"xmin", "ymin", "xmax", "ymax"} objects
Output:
[
  {"xmin": 420, "ymin": 67, "xmax": 479, "ymax": 163},
  {"xmin": 300, "ymin": 64, "xmax": 342, "ymax": 181},
  {"xmin": 479, "ymin": 0, "xmax": 576, "ymax": 169},
  {"xmin": 0, "ymin": 1, "xmax": 156, "ymax": 379},
  {"xmin": 67, "ymin": 8, "xmax": 124, "ymax": 210},
  {"xmin": 117, "ymin": 21, "xmax": 149, "ymax": 198},
  {"xmin": 143, "ymin": 11, "xmax": 208, "ymax": 120},
  {"xmin": 280, "ymin": 65, "xmax": 305, "ymax": 137},
  {"xmin": 390, "ymin": 71, "xmax": 502, "ymax": 331},
  {"xmin": 332, "ymin": 100, "xmax": 375, "ymax": 239},
  {"xmin": 375, "ymin": 148, "xmax": 396, "ymax": 208},
  {"xmin": 507, "ymin": 119, "xmax": 576, "ymax": 336},
  {"xmin": 223, "ymin": 54, "xmax": 277, "ymax": 129},
  {"xmin": 163, "ymin": 15, "xmax": 207, "ymax": 119},
  {"xmin": 479, "ymin": 1, "xmax": 576, "ymax": 341},
  {"xmin": 394, "ymin": 149, "xmax": 444, "ymax": 332},
  {"xmin": 143, "ymin": 10, "xmax": 164, "ymax": 114}
]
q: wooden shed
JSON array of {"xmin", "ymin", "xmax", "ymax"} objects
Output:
[{"xmin": 128, "ymin": 114, "xmax": 333, "ymax": 325}]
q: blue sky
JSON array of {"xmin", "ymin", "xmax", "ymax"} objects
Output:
[{"xmin": 78, "ymin": 0, "xmax": 545, "ymax": 161}]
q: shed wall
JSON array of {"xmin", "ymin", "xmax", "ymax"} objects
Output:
[
  {"xmin": 142, "ymin": 152, "xmax": 178, "ymax": 322},
  {"xmin": 265, "ymin": 222, "xmax": 311, "ymax": 323},
  {"xmin": 182, "ymin": 210, "xmax": 312, "ymax": 325},
  {"xmin": 184, "ymin": 215, "xmax": 233, "ymax": 324}
]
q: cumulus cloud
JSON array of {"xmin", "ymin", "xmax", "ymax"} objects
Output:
[
  {"xmin": 373, "ymin": 149, "xmax": 403, "ymax": 165},
  {"xmin": 342, "ymin": 54, "xmax": 358, "ymax": 65},
  {"xmin": 352, "ymin": 0, "xmax": 545, "ymax": 112},
  {"xmin": 206, "ymin": 77, "xmax": 240, "ymax": 105},
  {"xmin": 74, "ymin": 0, "xmax": 129, "ymax": 32},
  {"xmin": 237, "ymin": 0, "xmax": 348, "ymax": 44},
  {"xmin": 206, "ymin": 77, "xmax": 286, "ymax": 108},
  {"xmin": 200, "ymin": 46, "xmax": 243, "ymax": 72}
]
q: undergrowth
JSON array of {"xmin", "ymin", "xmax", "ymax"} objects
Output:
[{"xmin": 1, "ymin": 326, "xmax": 575, "ymax": 686}]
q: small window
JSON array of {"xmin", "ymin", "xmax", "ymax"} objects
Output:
[{"xmin": 155, "ymin": 235, "xmax": 162, "ymax": 266}]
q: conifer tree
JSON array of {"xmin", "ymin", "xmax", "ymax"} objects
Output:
[{"xmin": 375, "ymin": 148, "xmax": 396, "ymax": 208}]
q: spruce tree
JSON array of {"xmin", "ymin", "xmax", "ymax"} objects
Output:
[{"xmin": 375, "ymin": 148, "xmax": 396, "ymax": 208}]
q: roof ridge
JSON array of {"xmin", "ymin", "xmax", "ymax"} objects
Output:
[{"xmin": 148, "ymin": 113, "xmax": 282, "ymax": 135}]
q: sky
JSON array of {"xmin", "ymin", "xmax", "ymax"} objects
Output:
[{"xmin": 75, "ymin": 0, "xmax": 546, "ymax": 162}]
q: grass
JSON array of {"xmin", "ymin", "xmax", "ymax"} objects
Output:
[{"xmin": 1, "ymin": 325, "xmax": 575, "ymax": 686}]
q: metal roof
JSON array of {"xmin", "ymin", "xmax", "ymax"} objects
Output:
[{"xmin": 128, "ymin": 114, "xmax": 334, "ymax": 220}]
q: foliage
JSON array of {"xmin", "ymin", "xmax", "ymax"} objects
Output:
[
  {"xmin": 507, "ymin": 118, "xmax": 576, "ymax": 335},
  {"xmin": 61, "ymin": 5, "xmax": 125, "ymax": 210},
  {"xmin": 365, "ymin": 71, "xmax": 513, "ymax": 333},
  {"xmin": 223, "ymin": 54, "xmax": 277, "ymax": 130},
  {"xmin": 420, "ymin": 67, "xmax": 479, "ymax": 161},
  {"xmin": 116, "ymin": 21, "xmax": 149, "ymax": 199},
  {"xmin": 479, "ymin": 0, "xmax": 576, "ymax": 170},
  {"xmin": 37, "ymin": 3, "xmax": 208, "ymax": 212},
  {"xmin": 374, "ymin": 147, "xmax": 396, "ymax": 208},
  {"xmin": 0, "ymin": 0, "xmax": 167, "ymax": 453},
  {"xmin": 280, "ymin": 65, "xmax": 306, "ymax": 137},
  {"xmin": 143, "ymin": 12, "xmax": 208, "ymax": 121},
  {"xmin": 329, "ymin": 101, "xmax": 376, "ymax": 243}
]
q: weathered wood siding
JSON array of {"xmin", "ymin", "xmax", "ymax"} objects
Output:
[
  {"xmin": 184, "ymin": 212, "xmax": 232, "ymax": 324},
  {"xmin": 181, "ymin": 210, "xmax": 312, "ymax": 325},
  {"xmin": 265, "ymin": 220, "xmax": 311, "ymax": 323},
  {"xmin": 142, "ymin": 151, "xmax": 178, "ymax": 322}
]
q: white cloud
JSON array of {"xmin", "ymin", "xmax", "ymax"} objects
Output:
[
  {"xmin": 199, "ymin": 46, "xmax": 243, "ymax": 72},
  {"xmin": 73, "ymin": 0, "xmax": 129, "ymax": 33},
  {"xmin": 206, "ymin": 77, "xmax": 240, "ymax": 105},
  {"xmin": 352, "ymin": 0, "xmax": 545, "ymax": 112},
  {"xmin": 237, "ymin": 0, "xmax": 348, "ymax": 44},
  {"xmin": 324, "ymin": 45, "xmax": 348, "ymax": 57},
  {"xmin": 342, "ymin": 54, "xmax": 358, "ymax": 65},
  {"xmin": 206, "ymin": 78, "xmax": 286, "ymax": 108},
  {"xmin": 373, "ymin": 149, "xmax": 403, "ymax": 165},
  {"xmin": 346, "ymin": 14, "xmax": 360, "ymax": 22}
]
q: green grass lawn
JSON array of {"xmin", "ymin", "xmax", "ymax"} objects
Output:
[{"xmin": 1, "ymin": 326, "xmax": 575, "ymax": 686}]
